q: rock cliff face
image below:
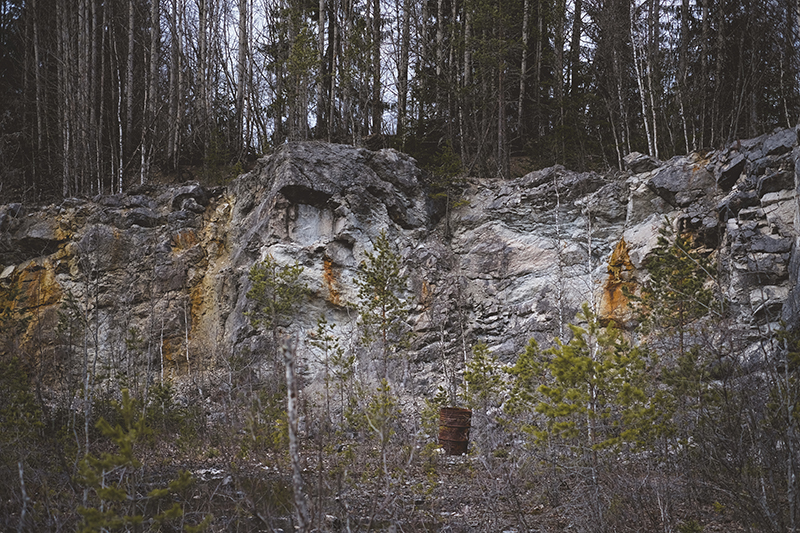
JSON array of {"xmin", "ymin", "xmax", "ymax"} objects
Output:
[{"xmin": 2, "ymin": 130, "xmax": 799, "ymax": 397}]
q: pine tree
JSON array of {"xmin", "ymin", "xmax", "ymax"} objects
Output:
[
  {"xmin": 504, "ymin": 338, "xmax": 542, "ymax": 434},
  {"xmin": 76, "ymin": 389, "xmax": 205, "ymax": 532},
  {"xmin": 535, "ymin": 304, "xmax": 656, "ymax": 456},
  {"xmin": 461, "ymin": 341, "xmax": 505, "ymax": 452},
  {"xmin": 247, "ymin": 254, "xmax": 308, "ymax": 354},
  {"xmin": 631, "ymin": 222, "xmax": 718, "ymax": 356},
  {"xmin": 461, "ymin": 341, "xmax": 504, "ymax": 412},
  {"xmin": 355, "ymin": 231, "xmax": 413, "ymax": 382}
]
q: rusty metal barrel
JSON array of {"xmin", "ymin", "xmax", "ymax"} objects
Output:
[{"xmin": 438, "ymin": 407, "xmax": 472, "ymax": 455}]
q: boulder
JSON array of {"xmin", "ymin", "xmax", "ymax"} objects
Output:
[
  {"xmin": 648, "ymin": 156, "xmax": 715, "ymax": 207},
  {"xmin": 624, "ymin": 151, "xmax": 660, "ymax": 174},
  {"xmin": 717, "ymin": 153, "xmax": 747, "ymax": 190}
]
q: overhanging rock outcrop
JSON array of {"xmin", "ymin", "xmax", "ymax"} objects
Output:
[{"xmin": 1, "ymin": 130, "xmax": 799, "ymax": 399}]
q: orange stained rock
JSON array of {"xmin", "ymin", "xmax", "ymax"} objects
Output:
[
  {"xmin": 18, "ymin": 259, "xmax": 63, "ymax": 310},
  {"xmin": 190, "ymin": 284, "xmax": 205, "ymax": 328},
  {"xmin": 420, "ymin": 280, "xmax": 432, "ymax": 311},
  {"xmin": 171, "ymin": 229, "xmax": 199, "ymax": 252},
  {"xmin": 0, "ymin": 259, "xmax": 63, "ymax": 355},
  {"xmin": 323, "ymin": 257, "xmax": 341, "ymax": 305},
  {"xmin": 599, "ymin": 237, "xmax": 636, "ymax": 325}
]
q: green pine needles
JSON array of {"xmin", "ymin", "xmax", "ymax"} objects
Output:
[
  {"xmin": 76, "ymin": 389, "xmax": 210, "ymax": 532},
  {"xmin": 534, "ymin": 304, "xmax": 657, "ymax": 452},
  {"xmin": 355, "ymin": 231, "xmax": 413, "ymax": 381},
  {"xmin": 246, "ymin": 254, "xmax": 309, "ymax": 355}
]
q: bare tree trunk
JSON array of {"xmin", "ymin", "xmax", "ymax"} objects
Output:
[
  {"xmin": 31, "ymin": 0, "xmax": 45, "ymax": 182},
  {"xmin": 328, "ymin": 0, "xmax": 338, "ymax": 140},
  {"xmin": 125, "ymin": 0, "xmax": 135, "ymax": 161},
  {"xmin": 113, "ymin": 28, "xmax": 124, "ymax": 193},
  {"xmin": 497, "ymin": 1, "xmax": 508, "ymax": 179},
  {"xmin": 236, "ymin": 0, "xmax": 247, "ymax": 157},
  {"xmin": 397, "ymin": 0, "xmax": 410, "ymax": 143},
  {"xmin": 81, "ymin": 0, "xmax": 92, "ymax": 194},
  {"xmin": 712, "ymin": 0, "xmax": 725, "ymax": 147},
  {"xmin": 446, "ymin": 0, "xmax": 457, "ymax": 142},
  {"xmin": 175, "ymin": 1, "xmax": 184, "ymax": 169},
  {"xmin": 554, "ymin": 0, "xmax": 565, "ymax": 126},
  {"xmin": 343, "ymin": 0, "xmax": 354, "ymax": 141},
  {"xmin": 287, "ymin": 7, "xmax": 299, "ymax": 140},
  {"xmin": 700, "ymin": 0, "xmax": 709, "ymax": 147},
  {"xmin": 436, "ymin": 0, "xmax": 444, "ymax": 120},
  {"xmin": 57, "ymin": 0, "xmax": 74, "ymax": 196},
  {"xmin": 517, "ymin": 0, "xmax": 530, "ymax": 137},
  {"xmin": 274, "ymin": 0, "xmax": 286, "ymax": 144},
  {"xmin": 317, "ymin": 0, "xmax": 326, "ymax": 138},
  {"xmin": 371, "ymin": 0, "xmax": 381, "ymax": 135},
  {"xmin": 678, "ymin": 0, "xmax": 691, "ymax": 152},
  {"xmin": 460, "ymin": 7, "xmax": 472, "ymax": 164},
  {"xmin": 141, "ymin": 0, "xmax": 159, "ymax": 185},
  {"xmin": 569, "ymin": 0, "xmax": 582, "ymax": 94},
  {"xmin": 198, "ymin": 0, "xmax": 209, "ymax": 161},
  {"xmin": 99, "ymin": 1, "xmax": 110, "ymax": 192},
  {"xmin": 167, "ymin": 0, "xmax": 178, "ymax": 168},
  {"xmin": 535, "ymin": 0, "xmax": 543, "ymax": 135},
  {"xmin": 631, "ymin": 4, "xmax": 653, "ymax": 156},
  {"xmin": 283, "ymin": 339, "xmax": 311, "ymax": 532},
  {"xmin": 497, "ymin": 65, "xmax": 507, "ymax": 178},
  {"xmin": 647, "ymin": 0, "xmax": 659, "ymax": 158},
  {"xmin": 88, "ymin": 0, "xmax": 99, "ymax": 193}
]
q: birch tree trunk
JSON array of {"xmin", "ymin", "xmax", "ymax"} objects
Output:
[
  {"xmin": 125, "ymin": 0, "xmax": 135, "ymax": 160},
  {"xmin": 678, "ymin": 0, "xmax": 691, "ymax": 152},
  {"xmin": 397, "ymin": 0, "xmax": 410, "ymax": 142},
  {"xmin": 236, "ymin": 0, "xmax": 248, "ymax": 158},
  {"xmin": 631, "ymin": 3, "xmax": 654, "ymax": 156},
  {"xmin": 647, "ymin": 0, "xmax": 659, "ymax": 159},
  {"xmin": 141, "ymin": 0, "xmax": 159, "ymax": 185},
  {"xmin": 517, "ymin": 0, "xmax": 530, "ymax": 137},
  {"xmin": 371, "ymin": 0, "xmax": 381, "ymax": 135},
  {"xmin": 283, "ymin": 339, "xmax": 311, "ymax": 532},
  {"xmin": 317, "ymin": 0, "xmax": 326, "ymax": 138}
]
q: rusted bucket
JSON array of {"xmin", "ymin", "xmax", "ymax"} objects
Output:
[{"xmin": 438, "ymin": 407, "xmax": 472, "ymax": 455}]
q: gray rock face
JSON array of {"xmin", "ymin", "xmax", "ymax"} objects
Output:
[
  {"xmin": 2, "ymin": 131, "xmax": 800, "ymax": 401},
  {"xmin": 624, "ymin": 151, "xmax": 660, "ymax": 174}
]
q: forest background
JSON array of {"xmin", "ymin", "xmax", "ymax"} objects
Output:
[{"xmin": 2, "ymin": 0, "xmax": 800, "ymax": 201}]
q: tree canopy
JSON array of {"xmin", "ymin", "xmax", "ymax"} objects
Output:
[{"xmin": 1, "ymin": 0, "xmax": 799, "ymax": 201}]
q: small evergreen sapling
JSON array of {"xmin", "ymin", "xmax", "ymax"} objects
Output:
[
  {"xmin": 504, "ymin": 338, "xmax": 543, "ymax": 435},
  {"xmin": 76, "ymin": 389, "xmax": 208, "ymax": 532},
  {"xmin": 535, "ymin": 304, "xmax": 654, "ymax": 453},
  {"xmin": 355, "ymin": 231, "xmax": 413, "ymax": 382},
  {"xmin": 461, "ymin": 342, "xmax": 505, "ymax": 452},
  {"xmin": 308, "ymin": 314, "xmax": 355, "ymax": 427},
  {"xmin": 246, "ymin": 254, "xmax": 308, "ymax": 353},
  {"xmin": 461, "ymin": 342, "xmax": 504, "ymax": 412},
  {"xmin": 628, "ymin": 221, "xmax": 718, "ymax": 356}
]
